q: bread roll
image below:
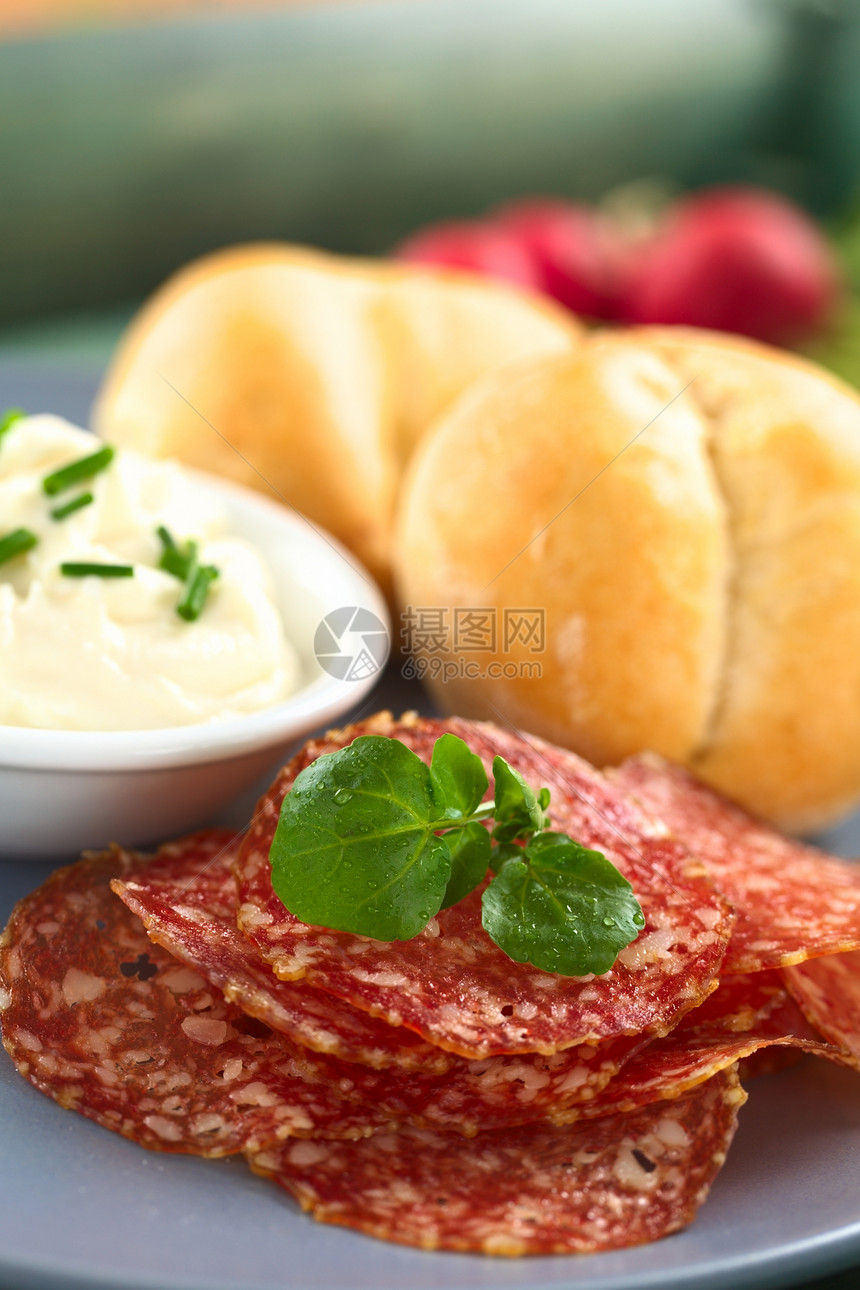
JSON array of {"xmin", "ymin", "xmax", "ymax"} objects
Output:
[
  {"xmin": 93, "ymin": 244, "xmax": 580, "ymax": 593},
  {"xmin": 394, "ymin": 327, "xmax": 860, "ymax": 831}
]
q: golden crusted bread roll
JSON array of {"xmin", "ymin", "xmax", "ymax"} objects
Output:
[
  {"xmin": 394, "ymin": 327, "xmax": 860, "ymax": 831},
  {"xmin": 93, "ymin": 244, "xmax": 580, "ymax": 593}
]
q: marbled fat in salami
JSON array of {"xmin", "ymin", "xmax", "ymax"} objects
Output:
[
  {"xmin": 298, "ymin": 1033, "xmax": 645, "ymax": 1136},
  {"xmin": 113, "ymin": 836, "xmax": 645, "ymax": 1134},
  {"xmin": 0, "ymin": 839, "xmax": 390, "ymax": 1155},
  {"xmin": 235, "ymin": 714, "xmax": 733, "ymax": 1059},
  {"xmin": 249, "ymin": 1070, "xmax": 746, "ymax": 1255},
  {"xmin": 612, "ymin": 753, "xmax": 860, "ymax": 973},
  {"xmin": 114, "ymin": 836, "xmax": 452, "ymax": 1075}
]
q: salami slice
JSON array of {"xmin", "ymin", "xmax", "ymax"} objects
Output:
[
  {"xmin": 301, "ymin": 1034, "xmax": 645, "ymax": 1136},
  {"xmin": 580, "ymin": 1021, "xmax": 849, "ymax": 1121},
  {"xmin": 118, "ymin": 840, "xmax": 823, "ymax": 1134},
  {"xmin": 0, "ymin": 840, "xmax": 390, "ymax": 1155},
  {"xmin": 114, "ymin": 835, "xmax": 452, "ymax": 1075},
  {"xmin": 113, "ymin": 836, "xmax": 645, "ymax": 1134},
  {"xmin": 235, "ymin": 713, "xmax": 733, "ymax": 1059},
  {"xmin": 556, "ymin": 969, "xmax": 851, "ymax": 1123},
  {"xmin": 249, "ymin": 1069, "xmax": 746, "ymax": 1255},
  {"xmin": 611, "ymin": 753, "xmax": 860, "ymax": 973},
  {"xmin": 784, "ymin": 950, "xmax": 860, "ymax": 1060},
  {"xmin": 736, "ymin": 1046, "xmax": 806, "ymax": 1082},
  {"xmin": 117, "ymin": 838, "xmax": 813, "ymax": 1135},
  {"xmin": 678, "ymin": 968, "xmax": 819, "ymax": 1037}
]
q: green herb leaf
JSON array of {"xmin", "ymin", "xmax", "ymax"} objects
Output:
[
  {"xmin": 428, "ymin": 734, "xmax": 492, "ymax": 907},
  {"xmin": 43, "ymin": 445, "xmax": 114, "ymax": 497},
  {"xmin": 270, "ymin": 735, "xmax": 454, "ymax": 940},
  {"xmin": 488, "ymin": 840, "xmax": 524, "ymax": 875},
  {"xmin": 51, "ymin": 491, "xmax": 94, "ymax": 521},
  {"xmin": 429, "ymin": 733, "xmax": 489, "ymax": 819},
  {"xmin": 60, "ymin": 562, "xmax": 134, "ymax": 578},
  {"xmin": 481, "ymin": 831, "xmax": 645, "ymax": 976},
  {"xmin": 491, "ymin": 755, "xmax": 549, "ymax": 843},
  {"xmin": 440, "ymin": 822, "xmax": 492, "ymax": 909},
  {"xmin": 0, "ymin": 407, "xmax": 24, "ymax": 443},
  {"xmin": 0, "ymin": 527, "xmax": 37, "ymax": 566},
  {"xmin": 267, "ymin": 733, "xmax": 644, "ymax": 976}
]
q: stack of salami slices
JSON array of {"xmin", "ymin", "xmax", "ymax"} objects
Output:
[{"xmin": 4, "ymin": 712, "xmax": 860, "ymax": 1257}]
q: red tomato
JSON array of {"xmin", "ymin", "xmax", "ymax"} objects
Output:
[{"xmin": 620, "ymin": 186, "xmax": 839, "ymax": 347}]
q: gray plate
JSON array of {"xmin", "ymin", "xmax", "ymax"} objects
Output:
[
  {"xmin": 3, "ymin": 364, "xmax": 860, "ymax": 1290},
  {"xmin": 3, "ymin": 727, "xmax": 860, "ymax": 1290}
]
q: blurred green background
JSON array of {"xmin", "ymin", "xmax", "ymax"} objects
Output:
[{"xmin": 2, "ymin": 0, "xmax": 860, "ymax": 336}]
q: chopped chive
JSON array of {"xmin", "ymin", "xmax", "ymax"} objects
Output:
[
  {"xmin": 0, "ymin": 527, "xmax": 37, "ymax": 566},
  {"xmin": 60, "ymin": 562, "xmax": 134, "ymax": 579},
  {"xmin": 0, "ymin": 407, "xmax": 25, "ymax": 443},
  {"xmin": 43, "ymin": 445, "xmax": 114, "ymax": 497},
  {"xmin": 156, "ymin": 525, "xmax": 198, "ymax": 581},
  {"xmin": 51, "ymin": 491, "xmax": 94, "ymax": 520},
  {"xmin": 177, "ymin": 564, "xmax": 219, "ymax": 621},
  {"xmin": 156, "ymin": 525, "xmax": 219, "ymax": 620}
]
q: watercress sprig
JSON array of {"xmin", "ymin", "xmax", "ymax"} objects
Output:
[{"xmin": 268, "ymin": 733, "xmax": 645, "ymax": 976}]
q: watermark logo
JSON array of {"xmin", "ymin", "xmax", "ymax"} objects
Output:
[
  {"xmin": 314, "ymin": 606, "xmax": 390, "ymax": 681},
  {"xmin": 401, "ymin": 606, "xmax": 545, "ymax": 656},
  {"xmin": 400, "ymin": 606, "xmax": 546, "ymax": 682}
]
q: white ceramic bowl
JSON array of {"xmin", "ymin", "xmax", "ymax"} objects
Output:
[{"xmin": 0, "ymin": 469, "xmax": 390, "ymax": 859}]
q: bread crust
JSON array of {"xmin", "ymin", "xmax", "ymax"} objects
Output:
[
  {"xmin": 395, "ymin": 327, "xmax": 860, "ymax": 830},
  {"xmin": 93, "ymin": 244, "xmax": 580, "ymax": 594},
  {"xmin": 641, "ymin": 329, "xmax": 860, "ymax": 830}
]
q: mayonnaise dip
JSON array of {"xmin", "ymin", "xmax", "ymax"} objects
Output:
[{"xmin": 0, "ymin": 415, "xmax": 300, "ymax": 730}]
